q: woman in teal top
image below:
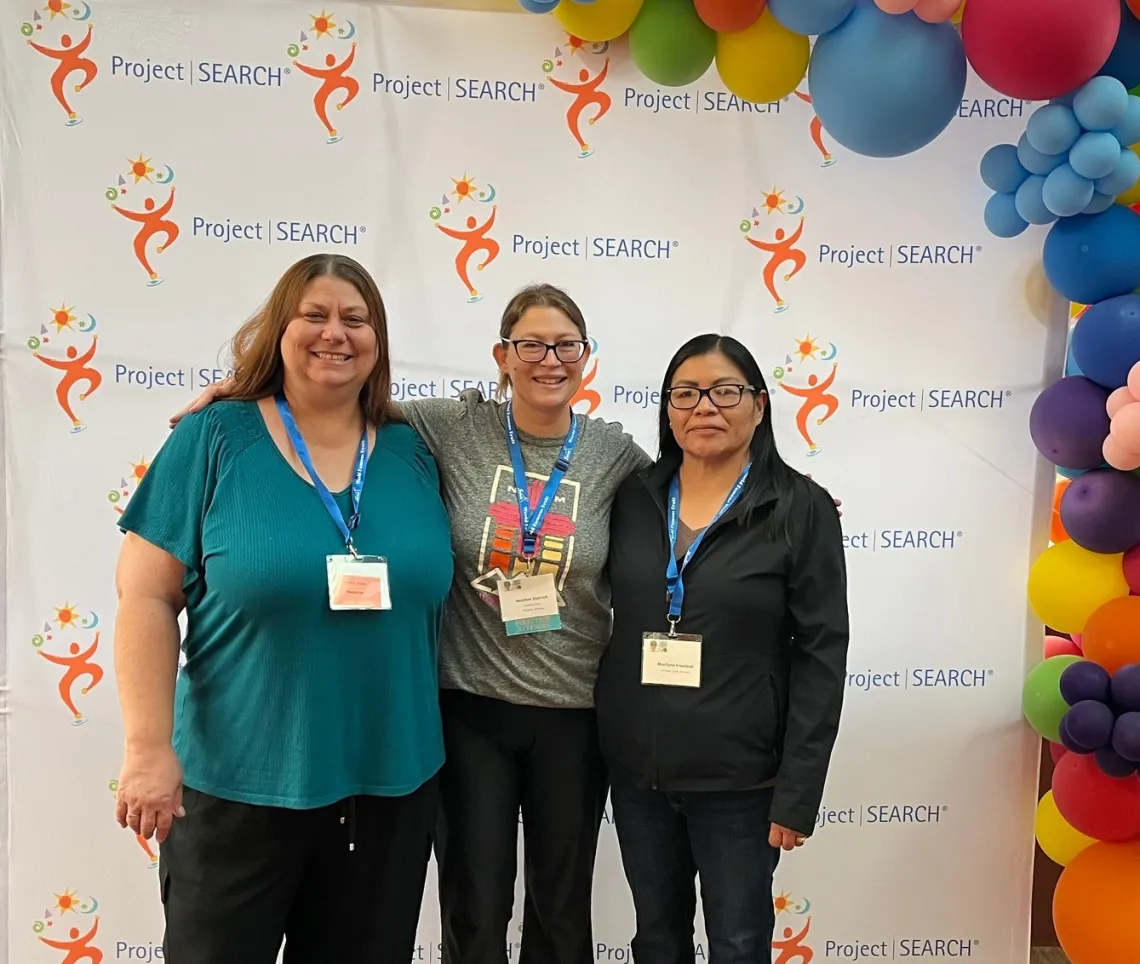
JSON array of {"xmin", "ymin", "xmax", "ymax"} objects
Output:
[{"xmin": 112, "ymin": 253, "xmax": 453, "ymax": 964}]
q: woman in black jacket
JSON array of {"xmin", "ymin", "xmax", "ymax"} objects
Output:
[{"xmin": 595, "ymin": 333, "xmax": 849, "ymax": 964}]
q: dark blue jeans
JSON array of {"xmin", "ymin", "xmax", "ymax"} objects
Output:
[{"xmin": 610, "ymin": 783, "xmax": 781, "ymax": 964}]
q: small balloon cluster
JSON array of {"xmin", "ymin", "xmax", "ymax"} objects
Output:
[
  {"xmin": 872, "ymin": 0, "xmax": 959, "ymax": 23},
  {"xmin": 982, "ymin": 78, "xmax": 1140, "ymax": 238},
  {"xmin": 1105, "ymin": 360, "xmax": 1140, "ymax": 471},
  {"xmin": 1058, "ymin": 661, "xmax": 1140, "ymax": 775}
]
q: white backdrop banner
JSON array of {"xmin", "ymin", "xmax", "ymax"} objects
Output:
[{"xmin": 1, "ymin": 1, "xmax": 1056, "ymax": 962}]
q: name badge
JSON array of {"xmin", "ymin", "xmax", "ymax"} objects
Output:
[
  {"xmin": 498, "ymin": 572, "xmax": 562, "ymax": 636},
  {"xmin": 327, "ymin": 555, "xmax": 391, "ymax": 611},
  {"xmin": 642, "ymin": 632, "xmax": 702, "ymax": 688}
]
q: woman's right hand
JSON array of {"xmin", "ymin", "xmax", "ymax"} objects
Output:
[
  {"xmin": 169, "ymin": 377, "xmax": 236, "ymax": 427},
  {"xmin": 115, "ymin": 744, "xmax": 185, "ymax": 843}
]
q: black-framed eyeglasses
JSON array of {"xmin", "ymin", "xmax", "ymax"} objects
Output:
[
  {"xmin": 666, "ymin": 384, "xmax": 759, "ymax": 410},
  {"xmin": 504, "ymin": 339, "xmax": 589, "ymax": 363}
]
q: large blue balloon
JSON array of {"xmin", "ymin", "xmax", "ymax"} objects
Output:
[
  {"xmin": 808, "ymin": 1, "xmax": 966, "ymax": 158},
  {"xmin": 1071, "ymin": 293, "xmax": 1140, "ymax": 389},
  {"xmin": 768, "ymin": 0, "xmax": 855, "ymax": 36},
  {"xmin": 1100, "ymin": 1, "xmax": 1140, "ymax": 92},
  {"xmin": 1043, "ymin": 205, "xmax": 1140, "ymax": 305}
]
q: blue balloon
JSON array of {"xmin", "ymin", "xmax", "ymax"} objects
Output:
[
  {"xmin": 1085, "ymin": 191, "xmax": 1118, "ymax": 214},
  {"xmin": 768, "ymin": 0, "xmax": 855, "ymax": 35},
  {"xmin": 1016, "ymin": 175, "xmax": 1057, "ymax": 225},
  {"xmin": 1027, "ymin": 104, "xmax": 1082, "ymax": 156},
  {"xmin": 984, "ymin": 192, "xmax": 1028, "ymax": 238},
  {"xmin": 1071, "ymin": 293, "xmax": 1140, "ymax": 389},
  {"xmin": 980, "ymin": 144, "xmax": 1029, "ymax": 194},
  {"xmin": 1043, "ymin": 164, "xmax": 1094, "ymax": 218},
  {"xmin": 807, "ymin": 1, "xmax": 966, "ymax": 158},
  {"xmin": 1112, "ymin": 96, "xmax": 1140, "ymax": 148},
  {"xmin": 1018, "ymin": 133, "xmax": 1066, "ymax": 176},
  {"xmin": 519, "ymin": 0, "xmax": 559, "ymax": 9},
  {"xmin": 1057, "ymin": 464, "xmax": 1091, "ymax": 479},
  {"xmin": 1044, "ymin": 205, "xmax": 1140, "ymax": 305},
  {"xmin": 1066, "ymin": 340, "xmax": 1085, "ymax": 377},
  {"xmin": 1097, "ymin": 147, "xmax": 1140, "ymax": 195},
  {"xmin": 1070, "ymin": 131, "xmax": 1123, "ymax": 180},
  {"xmin": 1100, "ymin": 1, "xmax": 1140, "ymax": 92},
  {"xmin": 1074, "ymin": 76, "xmax": 1131, "ymax": 132}
]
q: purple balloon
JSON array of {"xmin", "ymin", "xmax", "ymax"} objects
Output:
[
  {"xmin": 1060, "ymin": 660, "xmax": 1113, "ymax": 706},
  {"xmin": 1029, "ymin": 376, "xmax": 1112, "ymax": 469},
  {"xmin": 1112, "ymin": 711, "xmax": 1140, "ymax": 762},
  {"xmin": 1111, "ymin": 664, "xmax": 1140, "ymax": 712},
  {"xmin": 1060, "ymin": 468, "xmax": 1140, "ymax": 553},
  {"xmin": 1095, "ymin": 745, "xmax": 1139, "ymax": 777},
  {"xmin": 1059, "ymin": 714, "xmax": 1092, "ymax": 753},
  {"xmin": 1064, "ymin": 700, "xmax": 1116, "ymax": 750}
]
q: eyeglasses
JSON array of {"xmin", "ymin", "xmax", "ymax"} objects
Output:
[
  {"xmin": 504, "ymin": 339, "xmax": 589, "ymax": 363},
  {"xmin": 666, "ymin": 384, "xmax": 758, "ymax": 410}
]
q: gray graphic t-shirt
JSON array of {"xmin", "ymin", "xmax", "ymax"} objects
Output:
[{"xmin": 404, "ymin": 391, "xmax": 650, "ymax": 709}]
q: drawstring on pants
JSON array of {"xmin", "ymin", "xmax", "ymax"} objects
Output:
[{"xmin": 341, "ymin": 797, "xmax": 356, "ymax": 852}]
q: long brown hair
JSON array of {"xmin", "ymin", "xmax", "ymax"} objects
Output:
[
  {"xmin": 226, "ymin": 254, "xmax": 395, "ymax": 425},
  {"xmin": 496, "ymin": 283, "xmax": 588, "ymax": 398}
]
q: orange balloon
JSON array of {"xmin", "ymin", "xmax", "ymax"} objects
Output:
[
  {"xmin": 1054, "ymin": 841, "xmax": 1140, "ymax": 964},
  {"xmin": 1082, "ymin": 596, "xmax": 1140, "ymax": 673},
  {"xmin": 1051, "ymin": 479, "xmax": 1071, "ymax": 544}
]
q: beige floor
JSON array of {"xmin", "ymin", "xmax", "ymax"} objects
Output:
[{"xmin": 1030, "ymin": 950, "xmax": 1068, "ymax": 964}]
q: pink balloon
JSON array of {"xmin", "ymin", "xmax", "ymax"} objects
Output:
[
  {"xmin": 914, "ymin": 0, "xmax": 960, "ymax": 21},
  {"xmin": 1110, "ymin": 402, "xmax": 1140, "ymax": 449},
  {"xmin": 1108, "ymin": 387, "xmax": 1135, "ymax": 418},
  {"xmin": 1124, "ymin": 545, "xmax": 1140, "ymax": 594},
  {"xmin": 1045, "ymin": 635, "xmax": 1083, "ymax": 658},
  {"xmin": 1072, "ymin": 633, "xmax": 1083, "ymax": 652},
  {"xmin": 1049, "ymin": 741, "xmax": 1069, "ymax": 765},
  {"xmin": 875, "ymin": 0, "xmax": 919, "ymax": 11},
  {"xmin": 1130, "ymin": 361, "xmax": 1140, "ymax": 400},
  {"xmin": 1104, "ymin": 433, "xmax": 1140, "ymax": 471}
]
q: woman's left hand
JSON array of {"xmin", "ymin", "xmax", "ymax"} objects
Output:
[{"xmin": 769, "ymin": 823, "xmax": 808, "ymax": 851}]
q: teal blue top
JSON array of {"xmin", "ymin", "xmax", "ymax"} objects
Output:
[{"xmin": 118, "ymin": 400, "xmax": 454, "ymax": 808}]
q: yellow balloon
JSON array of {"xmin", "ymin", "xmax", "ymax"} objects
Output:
[
  {"xmin": 1036, "ymin": 791, "xmax": 1096, "ymax": 866},
  {"xmin": 715, "ymin": 8, "xmax": 809, "ymax": 105},
  {"xmin": 553, "ymin": 0, "xmax": 644, "ymax": 43},
  {"xmin": 952, "ymin": 0, "xmax": 966, "ymax": 24},
  {"xmin": 1027, "ymin": 541, "xmax": 1130, "ymax": 635},
  {"xmin": 1116, "ymin": 144, "xmax": 1140, "ymax": 206}
]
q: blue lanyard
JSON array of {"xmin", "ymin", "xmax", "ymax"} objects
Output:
[
  {"xmin": 665, "ymin": 464, "xmax": 751, "ymax": 628},
  {"xmin": 276, "ymin": 394, "xmax": 369, "ymax": 553},
  {"xmin": 505, "ymin": 400, "xmax": 581, "ymax": 559}
]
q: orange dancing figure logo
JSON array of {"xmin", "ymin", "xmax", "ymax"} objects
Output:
[
  {"xmin": 32, "ymin": 603, "xmax": 103, "ymax": 725},
  {"xmin": 106, "ymin": 154, "xmax": 178, "ymax": 286},
  {"xmin": 429, "ymin": 173, "xmax": 500, "ymax": 303},
  {"xmin": 543, "ymin": 37, "xmax": 611, "ymax": 158},
  {"xmin": 792, "ymin": 91, "xmax": 835, "ymax": 168},
  {"xmin": 772, "ymin": 336, "xmax": 840, "ymax": 457},
  {"xmin": 772, "ymin": 892, "xmax": 815, "ymax": 963},
  {"xmin": 28, "ymin": 303, "xmax": 101, "ymax": 433},
  {"xmin": 22, "ymin": 2, "xmax": 97, "ymax": 127},
  {"xmin": 108, "ymin": 456, "xmax": 150, "ymax": 515},
  {"xmin": 33, "ymin": 890, "xmax": 103, "ymax": 963},
  {"xmin": 287, "ymin": 10, "xmax": 359, "ymax": 143},
  {"xmin": 741, "ymin": 187, "xmax": 807, "ymax": 313},
  {"xmin": 108, "ymin": 780, "xmax": 159, "ymax": 867},
  {"xmin": 570, "ymin": 338, "xmax": 601, "ymax": 414}
]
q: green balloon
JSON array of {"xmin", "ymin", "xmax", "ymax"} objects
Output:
[
  {"xmin": 1022, "ymin": 655, "xmax": 1082, "ymax": 743},
  {"xmin": 629, "ymin": 0, "xmax": 716, "ymax": 89}
]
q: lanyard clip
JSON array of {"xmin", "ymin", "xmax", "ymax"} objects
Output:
[
  {"xmin": 346, "ymin": 540, "xmax": 362, "ymax": 560},
  {"xmin": 667, "ymin": 615, "xmax": 678, "ymax": 638}
]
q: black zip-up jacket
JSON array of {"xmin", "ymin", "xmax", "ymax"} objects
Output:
[{"xmin": 595, "ymin": 457, "xmax": 849, "ymax": 837}]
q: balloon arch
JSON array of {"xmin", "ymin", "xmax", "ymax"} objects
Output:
[{"xmin": 517, "ymin": 0, "xmax": 1140, "ymax": 959}]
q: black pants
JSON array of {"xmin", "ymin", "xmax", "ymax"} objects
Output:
[
  {"xmin": 159, "ymin": 776, "xmax": 439, "ymax": 964},
  {"xmin": 610, "ymin": 783, "xmax": 781, "ymax": 964},
  {"xmin": 436, "ymin": 689, "xmax": 608, "ymax": 964}
]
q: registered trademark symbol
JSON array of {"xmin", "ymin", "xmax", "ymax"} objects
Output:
[
  {"xmin": 285, "ymin": 67, "xmax": 291, "ymax": 74},
  {"xmin": 973, "ymin": 941, "xmax": 981, "ymax": 946},
  {"xmin": 359, "ymin": 226, "xmax": 367, "ymax": 233},
  {"xmin": 987, "ymin": 670, "xmax": 994, "ymax": 676},
  {"xmin": 538, "ymin": 83, "xmax": 545, "ymax": 90},
  {"xmin": 941, "ymin": 805, "xmax": 949, "ymax": 812},
  {"xmin": 1005, "ymin": 390, "xmax": 1012, "ymax": 396},
  {"xmin": 672, "ymin": 240, "xmax": 679, "ymax": 247},
  {"xmin": 956, "ymin": 531, "xmax": 962, "ymax": 537},
  {"xmin": 974, "ymin": 246, "xmax": 982, "ymax": 252}
]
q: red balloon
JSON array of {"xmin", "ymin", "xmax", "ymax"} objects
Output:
[
  {"xmin": 961, "ymin": 0, "xmax": 1121, "ymax": 100},
  {"xmin": 1124, "ymin": 545, "xmax": 1140, "ymax": 595},
  {"xmin": 1052, "ymin": 752, "xmax": 1140, "ymax": 842},
  {"xmin": 1050, "ymin": 741, "xmax": 1069, "ymax": 764},
  {"xmin": 694, "ymin": 0, "xmax": 765, "ymax": 31}
]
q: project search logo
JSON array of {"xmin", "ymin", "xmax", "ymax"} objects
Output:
[
  {"xmin": 21, "ymin": 0, "xmax": 97, "ymax": 127},
  {"xmin": 741, "ymin": 188, "xmax": 807, "ymax": 314},
  {"xmin": 32, "ymin": 601, "xmax": 103, "ymax": 725},
  {"xmin": 27, "ymin": 302, "xmax": 101, "ymax": 433},
  {"xmin": 542, "ymin": 35, "xmax": 611, "ymax": 158},
  {"xmin": 105, "ymin": 154, "xmax": 178, "ymax": 286},
  {"xmin": 772, "ymin": 892, "xmax": 814, "ymax": 963},
  {"xmin": 32, "ymin": 890, "xmax": 102, "ymax": 963},
  {"xmin": 429, "ymin": 173, "xmax": 500, "ymax": 303},
  {"xmin": 772, "ymin": 334, "xmax": 839, "ymax": 458},
  {"xmin": 286, "ymin": 10, "xmax": 359, "ymax": 143},
  {"xmin": 571, "ymin": 338, "xmax": 601, "ymax": 414}
]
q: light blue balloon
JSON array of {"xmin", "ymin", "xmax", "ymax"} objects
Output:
[
  {"xmin": 1027, "ymin": 104, "xmax": 1082, "ymax": 156},
  {"xmin": 1084, "ymin": 191, "xmax": 1117, "ymax": 214},
  {"xmin": 1043, "ymin": 164, "xmax": 1095, "ymax": 218},
  {"xmin": 1097, "ymin": 147, "xmax": 1140, "ymax": 196},
  {"xmin": 1070, "ymin": 131, "xmax": 1123, "ymax": 180},
  {"xmin": 1111, "ymin": 96, "xmax": 1140, "ymax": 149},
  {"xmin": 1016, "ymin": 175, "xmax": 1057, "ymax": 225},
  {"xmin": 1056, "ymin": 464, "xmax": 1090, "ymax": 479},
  {"xmin": 980, "ymin": 143, "xmax": 1029, "ymax": 194},
  {"xmin": 1065, "ymin": 340, "xmax": 1084, "ymax": 378},
  {"xmin": 768, "ymin": 0, "xmax": 855, "ymax": 36},
  {"xmin": 1073, "ymin": 75, "xmax": 1130, "ymax": 132},
  {"xmin": 518, "ymin": 0, "xmax": 559, "ymax": 10},
  {"xmin": 1018, "ymin": 133, "xmax": 1065, "ymax": 176},
  {"xmin": 807, "ymin": 1, "xmax": 966, "ymax": 159},
  {"xmin": 984, "ymin": 192, "xmax": 1028, "ymax": 238}
]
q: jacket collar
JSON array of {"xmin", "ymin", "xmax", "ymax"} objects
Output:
[{"xmin": 638, "ymin": 453, "xmax": 778, "ymax": 524}]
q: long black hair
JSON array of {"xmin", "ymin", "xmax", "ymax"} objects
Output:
[{"xmin": 656, "ymin": 333, "xmax": 801, "ymax": 541}]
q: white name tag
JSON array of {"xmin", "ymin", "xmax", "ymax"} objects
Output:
[
  {"xmin": 641, "ymin": 632, "xmax": 702, "ymax": 687},
  {"xmin": 327, "ymin": 555, "xmax": 391, "ymax": 611},
  {"xmin": 499, "ymin": 572, "xmax": 561, "ymax": 636}
]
